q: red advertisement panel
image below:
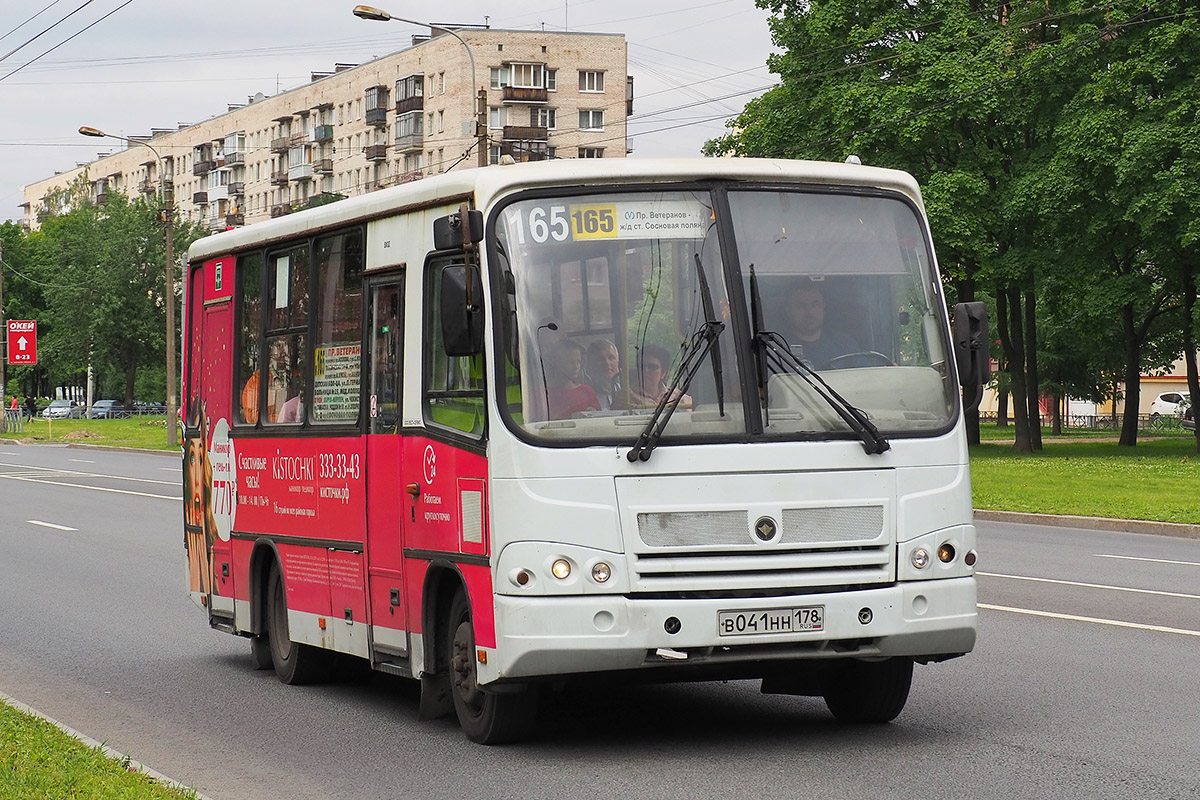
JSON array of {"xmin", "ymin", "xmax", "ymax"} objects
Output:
[{"xmin": 6, "ymin": 320, "xmax": 36, "ymax": 365}]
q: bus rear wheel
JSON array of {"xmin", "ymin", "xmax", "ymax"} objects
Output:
[
  {"xmin": 266, "ymin": 563, "xmax": 332, "ymax": 685},
  {"xmin": 447, "ymin": 591, "xmax": 537, "ymax": 744},
  {"xmin": 822, "ymin": 657, "xmax": 913, "ymax": 723}
]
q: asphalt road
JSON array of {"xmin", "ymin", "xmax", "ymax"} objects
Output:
[{"xmin": 1, "ymin": 444, "xmax": 1197, "ymax": 800}]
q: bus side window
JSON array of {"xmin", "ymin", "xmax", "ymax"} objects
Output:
[
  {"xmin": 311, "ymin": 229, "xmax": 364, "ymax": 424},
  {"xmin": 424, "ymin": 257, "xmax": 485, "ymax": 437},
  {"xmin": 236, "ymin": 253, "xmax": 264, "ymax": 425}
]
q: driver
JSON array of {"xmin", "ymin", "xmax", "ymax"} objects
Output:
[{"xmin": 782, "ymin": 282, "xmax": 861, "ymax": 367}]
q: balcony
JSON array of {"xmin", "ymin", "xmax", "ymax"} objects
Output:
[
  {"xmin": 399, "ymin": 170, "xmax": 423, "ymax": 185},
  {"xmin": 193, "ymin": 159, "xmax": 215, "ymax": 176},
  {"xmin": 270, "ymin": 137, "xmax": 290, "ymax": 154},
  {"xmin": 502, "ymin": 125, "xmax": 549, "ymax": 141},
  {"xmin": 313, "ymin": 124, "xmax": 334, "ymax": 142},
  {"xmin": 365, "ymin": 107, "xmax": 388, "ymax": 127},
  {"xmin": 313, "ymin": 158, "xmax": 333, "ymax": 174},
  {"xmin": 270, "ymin": 203, "xmax": 293, "ymax": 218},
  {"xmin": 207, "ymin": 185, "xmax": 229, "ymax": 202},
  {"xmin": 138, "ymin": 179, "xmax": 154, "ymax": 194},
  {"xmin": 395, "ymin": 95, "xmax": 423, "ymax": 114},
  {"xmin": 192, "ymin": 191, "xmax": 208, "ymax": 204},
  {"xmin": 364, "ymin": 144, "xmax": 389, "ymax": 161},
  {"xmin": 271, "ymin": 170, "xmax": 289, "ymax": 187},
  {"xmin": 290, "ymin": 131, "xmax": 309, "ymax": 145},
  {"xmin": 228, "ymin": 181, "xmax": 245, "ymax": 196},
  {"xmin": 288, "ymin": 162, "xmax": 313, "ymax": 181},
  {"xmin": 226, "ymin": 212, "xmax": 245, "ymax": 227},
  {"xmin": 224, "ymin": 151, "xmax": 245, "ymax": 166},
  {"xmin": 502, "ymin": 86, "xmax": 549, "ymax": 104},
  {"xmin": 394, "ymin": 131, "xmax": 423, "ymax": 152}
]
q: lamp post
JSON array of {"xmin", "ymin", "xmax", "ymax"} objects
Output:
[
  {"xmin": 79, "ymin": 126, "xmax": 178, "ymax": 448},
  {"xmin": 352, "ymin": 5, "xmax": 488, "ymax": 168}
]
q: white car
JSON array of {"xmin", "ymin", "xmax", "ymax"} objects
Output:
[{"xmin": 1149, "ymin": 391, "xmax": 1189, "ymax": 418}]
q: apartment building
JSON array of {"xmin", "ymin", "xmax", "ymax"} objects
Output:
[{"xmin": 21, "ymin": 27, "xmax": 631, "ymax": 231}]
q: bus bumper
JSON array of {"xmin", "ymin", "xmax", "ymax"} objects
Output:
[{"xmin": 485, "ymin": 577, "xmax": 976, "ymax": 683}]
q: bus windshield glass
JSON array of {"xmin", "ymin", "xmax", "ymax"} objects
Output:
[
  {"xmin": 494, "ymin": 186, "xmax": 955, "ymax": 445},
  {"xmin": 495, "ymin": 190, "xmax": 745, "ymax": 443},
  {"xmin": 728, "ymin": 189, "xmax": 955, "ymax": 437}
]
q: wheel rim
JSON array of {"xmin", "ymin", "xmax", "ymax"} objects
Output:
[{"xmin": 451, "ymin": 618, "xmax": 483, "ymax": 714}]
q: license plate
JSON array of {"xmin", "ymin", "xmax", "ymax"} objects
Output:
[{"xmin": 717, "ymin": 606, "xmax": 824, "ymax": 637}]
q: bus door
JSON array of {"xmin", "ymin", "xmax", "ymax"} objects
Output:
[{"xmin": 365, "ymin": 275, "xmax": 409, "ymax": 662}]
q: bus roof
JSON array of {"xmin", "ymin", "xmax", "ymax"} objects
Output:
[{"xmin": 186, "ymin": 157, "xmax": 924, "ymax": 263}]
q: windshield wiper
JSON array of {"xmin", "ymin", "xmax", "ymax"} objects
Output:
[
  {"xmin": 748, "ymin": 266, "xmax": 889, "ymax": 455},
  {"xmin": 626, "ymin": 250, "xmax": 727, "ymax": 463},
  {"xmin": 626, "ymin": 318, "xmax": 725, "ymax": 462}
]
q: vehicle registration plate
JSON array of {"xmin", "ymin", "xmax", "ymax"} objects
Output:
[{"xmin": 717, "ymin": 606, "xmax": 824, "ymax": 637}]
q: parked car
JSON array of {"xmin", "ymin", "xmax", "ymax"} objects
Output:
[
  {"xmin": 1184, "ymin": 405, "xmax": 1195, "ymax": 432},
  {"xmin": 1149, "ymin": 391, "xmax": 1189, "ymax": 418},
  {"xmin": 42, "ymin": 399, "xmax": 83, "ymax": 419},
  {"xmin": 135, "ymin": 400, "xmax": 167, "ymax": 415},
  {"xmin": 90, "ymin": 400, "xmax": 128, "ymax": 419}
]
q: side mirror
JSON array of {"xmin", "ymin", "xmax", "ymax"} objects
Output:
[
  {"xmin": 440, "ymin": 264, "xmax": 484, "ymax": 356},
  {"xmin": 952, "ymin": 301, "xmax": 989, "ymax": 410},
  {"xmin": 433, "ymin": 208, "xmax": 483, "ymax": 251}
]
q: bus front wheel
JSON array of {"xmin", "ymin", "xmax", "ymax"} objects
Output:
[
  {"xmin": 822, "ymin": 657, "xmax": 913, "ymax": 723},
  {"xmin": 266, "ymin": 563, "xmax": 333, "ymax": 685},
  {"xmin": 447, "ymin": 590, "xmax": 537, "ymax": 744}
]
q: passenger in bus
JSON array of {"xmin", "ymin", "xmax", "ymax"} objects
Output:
[
  {"xmin": 627, "ymin": 343, "xmax": 691, "ymax": 409},
  {"xmin": 781, "ymin": 282, "xmax": 860, "ymax": 368},
  {"xmin": 545, "ymin": 338, "xmax": 600, "ymax": 419},
  {"xmin": 585, "ymin": 339, "xmax": 622, "ymax": 410},
  {"xmin": 265, "ymin": 337, "xmax": 302, "ymax": 423}
]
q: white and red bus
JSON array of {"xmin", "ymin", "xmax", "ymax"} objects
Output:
[{"xmin": 183, "ymin": 158, "xmax": 988, "ymax": 743}]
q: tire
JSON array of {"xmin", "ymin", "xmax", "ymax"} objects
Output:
[
  {"xmin": 266, "ymin": 563, "xmax": 333, "ymax": 685},
  {"xmin": 823, "ymin": 657, "xmax": 913, "ymax": 724},
  {"xmin": 250, "ymin": 634, "xmax": 273, "ymax": 670},
  {"xmin": 448, "ymin": 590, "xmax": 537, "ymax": 744}
]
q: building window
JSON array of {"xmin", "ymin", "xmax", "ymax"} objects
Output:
[
  {"xmin": 439, "ymin": 71, "xmax": 446, "ymax": 93},
  {"xmin": 578, "ymin": 147, "xmax": 604, "ymax": 159},
  {"xmin": 579, "ymin": 109, "xmax": 604, "ymax": 131},
  {"xmin": 490, "ymin": 66, "xmax": 509, "ymax": 89},
  {"xmin": 531, "ymin": 107, "xmax": 556, "ymax": 129},
  {"xmin": 489, "ymin": 145, "xmax": 502, "ymax": 165},
  {"xmin": 510, "ymin": 62, "xmax": 545, "ymax": 88},
  {"xmin": 546, "ymin": 69, "xmax": 557, "ymax": 91},
  {"xmin": 437, "ymin": 110, "xmax": 445, "ymax": 133},
  {"xmin": 579, "ymin": 70, "xmax": 604, "ymax": 92},
  {"xmin": 489, "ymin": 106, "xmax": 508, "ymax": 129}
]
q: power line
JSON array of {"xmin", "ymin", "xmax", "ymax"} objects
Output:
[
  {"xmin": 0, "ymin": 0, "xmax": 69, "ymax": 46},
  {"xmin": 0, "ymin": 0, "xmax": 97, "ymax": 64},
  {"xmin": 0, "ymin": 0, "xmax": 135, "ymax": 83}
]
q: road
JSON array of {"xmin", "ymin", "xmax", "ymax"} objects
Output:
[{"xmin": 1, "ymin": 444, "xmax": 1197, "ymax": 800}]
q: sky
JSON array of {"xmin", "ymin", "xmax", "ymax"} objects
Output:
[{"xmin": 0, "ymin": 0, "xmax": 779, "ymax": 223}]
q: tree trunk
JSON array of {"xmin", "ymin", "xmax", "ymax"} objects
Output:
[
  {"xmin": 997, "ymin": 388, "xmax": 1008, "ymax": 426},
  {"xmin": 1182, "ymin": 260, "xmax": 1199, "ymax": 453},
  {"xmin": 1024, "ymin": 288, "xmax": 1042, "ymax": 450},
  {"xmin": 998, "ymin": 286, "xmax": 1032, "ymax": 452},
  {"xmin": 1119, "ymin": 303, "xmax": 1141, "ymax": 447},
  {"xmin": 1051, "ymin": 392, "xmax": 1062, "ymax": 435}
]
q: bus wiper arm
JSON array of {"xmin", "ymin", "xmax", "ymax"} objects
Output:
[
  {"xmin": 758, "ymin": 330, "xmax": 890, "ymax": 455},
  {"xmin": 626, "ymin": 319, "xmax": 725, "ymax": 463},
  {"xmin": 694, "ymin": 252, "xmax": 725, "ymax": 417}
]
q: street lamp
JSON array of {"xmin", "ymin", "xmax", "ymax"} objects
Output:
[
  {"xmin": 79, "ymin": 125, "xmax": 178, "ymax": 448},
  {"xmin": 352, "ymin": 5, "xmax": 488, "ymax": 167}
]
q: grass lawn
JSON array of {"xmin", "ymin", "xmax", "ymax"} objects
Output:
[
  {"xmin": 971, "ymin": 435, "xmax": 1200, "ymax": 524},
  {"xmin": 0, "ymin": 701, "xmax": 197, "ymax": 799},
  {"xmin": 0, "ymin": 416, "xmax": 178, "ymax": 451}
]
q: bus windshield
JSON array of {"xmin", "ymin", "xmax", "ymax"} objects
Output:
[{"xmin": 494, "ymin": 186, "xmax": 955, "ymax": 445}]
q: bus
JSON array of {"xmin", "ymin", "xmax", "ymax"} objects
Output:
[{"xmin": 183, "ymin": 157, "xmax": 989, "ymax": 744}]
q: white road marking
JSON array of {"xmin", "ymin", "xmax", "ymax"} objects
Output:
[
  {"xmin": 1096, "ymin": 553, "xmax": 1200, "ymax": 568},
  {"xmin": 5, "ymin": 474, "xmax": 179, "ymax": 501},
  {"xmin": 27, "ymin": 520, "xmax": 78, "ymax": 531},
  {"xmin": 979, "ymin": 603, "xmax": 1200, "ymax": 638},
  {"xmin": 0, "ymin": 461, "xmax": 177, "ymax": 486},
  {"xmin": 68, "ymin": 458, "xmax": 94, "ymax": 463},
  {"xmin": 977, "ymin": 571, "xmax": 1200, "ymax": 601}
]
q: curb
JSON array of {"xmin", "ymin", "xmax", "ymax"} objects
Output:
[
  {"xmin": 974, "ymin": 509, "xmax": 1200, "ymax": 540},
  {"xmin": 0, "ymin": 690, "xmax": 212, "ymax": 800}
]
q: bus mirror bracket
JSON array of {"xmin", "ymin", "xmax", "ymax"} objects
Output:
[
  {"xmin": 441, "ymin": 264, "xmax": 485, "ymax": 356},
  {"xmin": 433, "ymin": 208, "xmax": 483, "ymax": 251},
  {"xmin": 952, "ymin": 301, "xmax": 989, "ymax": 411}
]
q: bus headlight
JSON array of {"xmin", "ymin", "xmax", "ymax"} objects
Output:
[
  {"xmin": 910, "ymin": 548, "xmax": 930, "ymax": 569},
  {"xmin": 591, "ymin": 562, "xmax": 612, "ymax": 583},
  {"xmin": 551, "ymin": 559, "xmax": 572, "ymax": 580}
]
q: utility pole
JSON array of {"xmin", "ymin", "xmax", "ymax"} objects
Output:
[
  {"xmin": 477, "ymin": 88, "xmax": 488, "ymax": 167},
  {"xmin": 164, "ymin": 174, "xmax": 177, "ymax": 448},
  {"xmin": 0, "ymin": 237, "xmax": 5, "ymax": 402}
]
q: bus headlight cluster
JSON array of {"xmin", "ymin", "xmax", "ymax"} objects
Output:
[
  {"xmin": 911, "ymin": 542, "xmax": 967, "ymax": 570},
  {"xmin": 591, "ymin": 562, "xmax": 612, "ymax": 583},
  {"xmin": 551, "ymin": 559, "xmax": 572, "ymax": 580},
  {"xmin": 911, "ymin": 548, "xmax": 931, "ymax": 569}
]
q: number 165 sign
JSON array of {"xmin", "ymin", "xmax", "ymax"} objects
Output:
[{"xmin": 6, "ymin": 320, "xmax": 37, "ymax": 365}]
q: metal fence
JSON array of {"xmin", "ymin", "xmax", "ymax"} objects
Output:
[
  {"xmin": 978, "ymin": 411, "xmax": 1189, "ymax": 432},
  {"xmin": 0, "ymin": 410, "xmax": 25, "ymax": 434}
]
